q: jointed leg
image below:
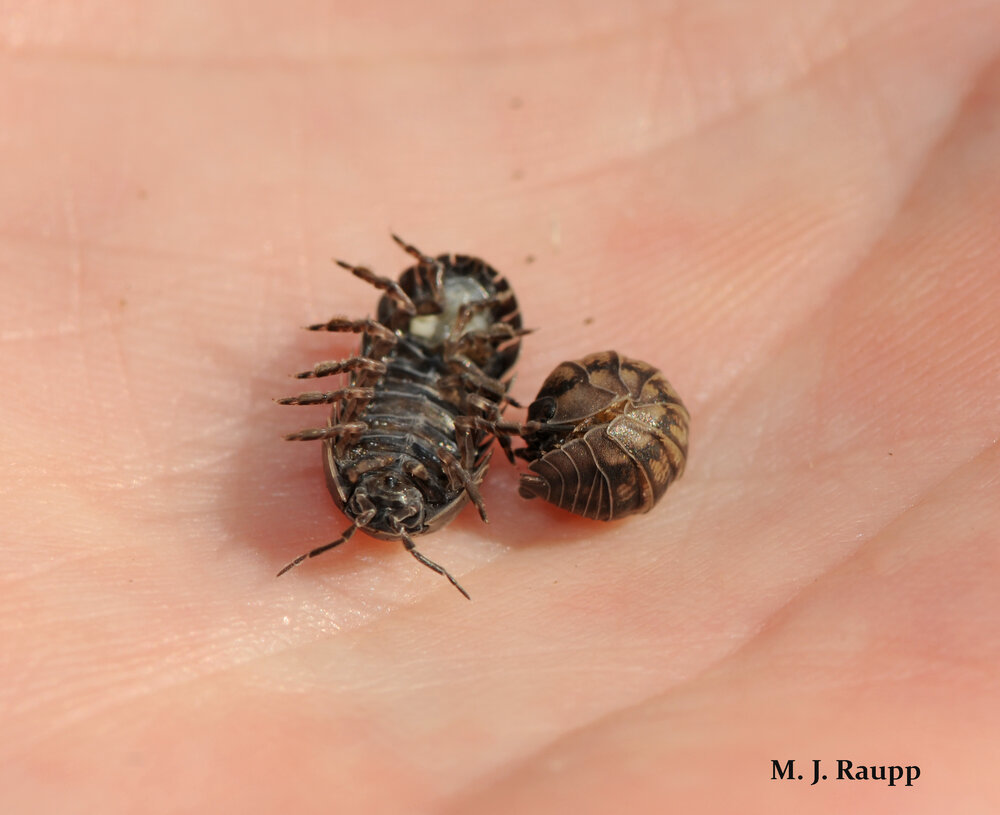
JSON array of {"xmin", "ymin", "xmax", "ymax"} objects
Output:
[
  {"xmin": 293, "ymin": 356, "xmax": 386, "ymax": 381},
  {"xmin": 391, "ymin": 233, "xmax": 444, "ymax": 298},
  {"xmin": 340, "ymin": 454, "xmax": 415, "ymax": 485},
  {"xmin": 276, "ymin": 522, "xmax": 359, "ymax": 576},
  {"xmin": 401, "ymin": 456, "xmax": 432, "ymax": 483},
  {"xmin": 400, "ymin": 530, "xmax": 470, "ymax": 600},
  {"xmin": 305, "ymin": 317, "xmax": 397, "ymax": 355},
  {"xmin": 439, "ymin": 367, "xmax": 506, "ymax": 400},
  {"xmin": 438, "ymin": 446, "xmax": 488, "ymax": 522},
  {"xmin": 456, "ymin": 320, "xmax": 530, "ymax": 349},
  {"xmin": 276, "ymin": 387, "xmax": 374, "ymax": 406},
  {"xmin": 457, "ymin": 413, "xmax": 515, "ymax": 464},
  {"xmin": 390, "ymin": 233, "xmax": 436, "ymax": 266},
  {"xmin": 335, "ymin": 258, "xmax": 417, "ymax": 315},
  {"xmin": 283, "ymin": 421, "xmax": 366, "ymax": 443},
  {"xmin": 454, "ymin": 293, "xmax": 516, "ymax": 330}
]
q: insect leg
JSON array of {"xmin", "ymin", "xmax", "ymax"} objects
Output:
[
  {"xmin": 293, "ymin": 356, "xmax": 386, "ymax": 381},
  {"xmin": 456, "ymin": 410, "xmax": 515, "ymax": 464},
  {"xmin": 400, "ymin": 530, "xmax": 470, "ymax": 600},
  {"xmin": 454, "ymin": 292, "xmax": 516, "ymax": 328},
  {"xmin": 445, "ymin": 299, "xmax": 531, "ymax": 356},
  {"xmin": 469, "ymin": 390, "xmax": 523, "ymax": 461},
  {"xmin": 390, "ymin": 233, "xmax": 445, "ymax": 298},
  {"xmin": 439, "ymin": 367, "xmax": 523, "ymax": 411},
  {"xmin": 276, "ymin": 522, "xmax": 358, "ymax": 576},
  {"xmin": 401, "ymin": 456, "xmax": 433, "ymax": 483},
  {"xmin": 459, "ymin": 323, "xmax": 533, "ymax": 348},
  {"xmin": 442, "ymin": 354, "xmax": 524, "ymax": 414},
  {"xmin": 437, "ymin": 446, "xmax": 488, "ymax": 522},
  {"xmin": 517, "ymin": 474, "xmax": 549, "ymax": 501},
  {"xmin": 276, "ymin": 387, "xmax": 375, "ymax": 406},
  {"xmin": 283, "ymin": 421, "xmax": 366, "ymax": 442},
  {"xmin": 306, "ymin": 317, "xmax": 397, "ymax": 352},
  {"xmin": 452, "ymin": 415, "xmax": 478, "ymax": 467},
  {"xmin": 340, "ymin": 453, "xmax": 414, "ymax": 486},
  {"xmin": 334, "ymin": 258, "xmax": 417, "ymax": 315},
  {"xmin": 441, "ymin": 353, "xmax": 500, "ymax": 394},
  {"xmin": 460, "ymin": 369, "xmax": 507, "ymax": 399},
  {"xmin": 390, "ymin": 232, "xmax": 435, "ymax": 265}
]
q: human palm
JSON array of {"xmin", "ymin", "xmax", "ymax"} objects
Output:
[{"xmin": 3, "ymin": 3, "xmax": 999, "ymax": 813}]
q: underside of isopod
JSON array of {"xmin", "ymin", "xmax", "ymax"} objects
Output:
[
  {"xmin": 276, "ymin": 234, "xmax": 525, "ymax": 599},
  {"xmin": 507, "ymin": 350, "xmax": 689, "ymax": 521}
]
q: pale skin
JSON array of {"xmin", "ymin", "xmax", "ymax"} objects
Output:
[{"xmin": 2, "ymin": 2, "xmax": 999, "ymax": 813}]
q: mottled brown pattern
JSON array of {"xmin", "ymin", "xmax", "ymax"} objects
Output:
[{"xmin": 516, "ymin": 351, "xmax": 688, "ymax": 520}]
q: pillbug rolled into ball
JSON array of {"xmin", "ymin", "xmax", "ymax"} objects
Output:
[
  {"xmin": 508, "ymin": 351, "xmax": 688, "ymax": 520},
  {"xmin": 277, "ymin": 234, "xmax": 527, "ymax": 598}
]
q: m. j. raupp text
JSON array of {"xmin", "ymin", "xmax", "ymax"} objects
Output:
[{"xmin": 772, "ymin": 759, "xmax": 920, "ymax": 786}]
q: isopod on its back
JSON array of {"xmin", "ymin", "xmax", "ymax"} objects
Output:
[
  {"xmin": 509, "ymin": 351, "xmax": 689, "ymax": 520},
  {"xmin": 277, "ymin": 235, "xmax": 524, "ymax": 598}
]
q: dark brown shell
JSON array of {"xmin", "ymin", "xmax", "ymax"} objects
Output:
[
  {"xmin": 516, "ymin": 351, "xmax": 688, "ymax": 520},
  {"xmin": 278, "ymin": 236, "xmax": 523, "ymax": 598},
  {"xmin": 325, "ymin": 252, "xmax": 522, "ymax": 539}
]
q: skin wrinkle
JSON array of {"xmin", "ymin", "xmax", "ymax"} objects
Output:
[
  {"xmin": 429, "ymin": 51, "xmax": 1000, "ymax": 798},
  {"xmin": 3, "ymin": 2, "xmax": 999, "ymax": 812},
  {"xmin": 0, "ymin": 5, "xmax": 856, "ymax": 71},
  {"xmin": 9, "ymin": 203, "xmax": 990, "ymax": 762},
  {"xmin": 0, "ymin": 5, "xmax": 951, "ymax": 286},
  {"xmin": 470, "ymin": 105, "xmax": 996, "ymax": 815},
  {"xmin": 522, "ymin": 26, "xmax": 994, "ymax": 417},
  {"xmin": 4, "ymin": 504, "xmax": 521, "ymax": 754},
  {"xmin": 686, "ymin": 60, "xmax": 993, "ymax": 427},
  {"xmin": 739, "ymin": 442, "xmax": 1000, "ymax": 664},
  {"xmin": 283, "ymin": 73, "xmax": 312, "ymax": 312},
  {"xmin": 106, "ymin": 294, "xmax": 155, "ymax": 460},
  {"xmin": 0, "ymin": 5, "xmax": 918, "ymax": 184},
  {"xmin": 639, "ymin": 2, "xmax": 894, "ymax": 151},
  {"xmin": 0, "ymin": 313, "xmax": 119, "ymax": 344},
  {"xmin": 11, "ymin": 169, "xmax": 975, "ymax": 640},
  {"xmin": 10, "ymin": 500, "xmax": 763, "ymax": 769},
  {"xmin": 446, "ymin": 440, "xmax": 1000, "ymax": 810},
  {"xmin": 505, "ymin": 2, "xmax": 919, "ymax": 193},
  {"xmin": 0, "ymin": 229, "xmax": 267, "ymax": 269},
  {"xmin": 63, "ymin": 189, "xmax": 84, "ymax": 333}
]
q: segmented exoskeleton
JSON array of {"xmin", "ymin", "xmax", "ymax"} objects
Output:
[
  {"xmin": 502, "ymin": 351, "xmax": 688, "ymax": 520},
  {"xmin": 277, "ymin": 235, "xmax": 524, "ymax": 598}
]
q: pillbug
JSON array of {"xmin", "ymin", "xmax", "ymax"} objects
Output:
[
  {"xmin": 506, "ymin": 351, "xmax": 688, "ymax": 520},
  {"xmin": 277, "ymin": 235, "xmax": 525, "ymax": 598}
]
